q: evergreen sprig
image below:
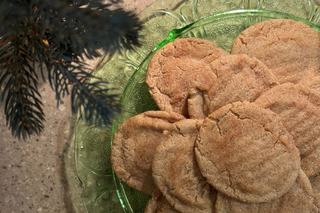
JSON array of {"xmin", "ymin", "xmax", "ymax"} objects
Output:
[{"xmin": 0, "ymin": 0, "xmax": 143, "ymax": 140}]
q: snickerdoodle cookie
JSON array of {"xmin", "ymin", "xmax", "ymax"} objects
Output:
[
  {"xmin": 195, "ymin": 101, "xmax": 300, "ymax": 203},
  {"xmin": 200, "ymin": 54, "xmax": 278, "ymax": 115},
  {"xmin": 111, "ymin": 111, "xmax": 185, "ymax": 195},
  {"xmin": 215, "ymin": 169, "xmax": 314, "ymax": 213},
  {"xmin": 146, "ymin": 37, "xmax": 229, "ymax": 118},
  {"xmin": 152, "ymin": 119, "xmax": 217, "ymax": 213},
  {"xmin": 231, "ymin": 19, "xmax": 320, "ymax": 84},
  {"xmin": 255, "ymin": 82, "xmax": 320, "ymax": 177}
]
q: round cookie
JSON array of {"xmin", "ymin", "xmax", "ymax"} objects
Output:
[
  {"xmin": 255, "ymin": 82, "xmax": 320, "ymax": 177},
  {"xmin": 111, "ymin": 111, "xmax": 185, "ymax": 195},
  {"xmin": 152, "ymin": 119, "xmax": 217, "ymax": 213},
  {"xmin": 200, "ymin": 54, "xmax": 278, "ymax": 115},
  {"xmin": 146, "ymin": 37, "xmax": 229, "ymax": 118},
  {"xmin": 195, "ymin": 101, "xmax": 301, "ymax": 203},
  {"xmin": 145, "ymin": 188, "xmax": 180, "ymax": 213},
  {"xmin": 147, "ymin": 57, "xmax": 217, "ymax": 118},
  {"xmin": 231, "ymin": 19, "xmax": 320, "ymax": 84},
  {"xmin": 215, "ymin": 169, "xmax": 314, "ymax": 213}
]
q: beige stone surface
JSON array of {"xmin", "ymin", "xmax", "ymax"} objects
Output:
[{"xmin": 0, "ymin": 0, "xmax": 156, "ymax": 212}]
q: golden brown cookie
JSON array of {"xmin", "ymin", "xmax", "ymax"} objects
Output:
[
  {"xmin": 111, "ymin": 111, "xmax": 185, "ymax": 195},
  {"xmin": 152, "ymin": 119, "xmax": 217, "ymax": 213},
  {"xmin": 145, "ymin": 188, "xmax": 180, "ymax": 213},
  {"xmin": 231, "ymin": 19, "xmax": 320, "ymax": 84},
  {"xmin": 195, "ymin": 101, "xmax": 300, "ymax": 203},
  {"xmin": 255, "ymin": 82, "xmax": 320, "ymax": 177},
  {"xmin": 146, "ymin": 37, "xmax": 229, "ymax": 118},
  {"xmin": 215, "ymin": 169, "xmax": 314, "ymax": 213},
  {"xmin": 200, "ymin": 54, "xmax": 278, "ymax": 115}
]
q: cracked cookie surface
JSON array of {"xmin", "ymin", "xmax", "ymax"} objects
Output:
[
  {"xmin": 202, "ymin": 54, "xmax": 278, "ymax": 115},
  {"xmin": 111, "ymin": 111, "xmax": 185, "ymax": 195},
  {"xmin": 152, "ymin": 119, "xmax": 217, "ymax": 213},
  {"xmin": 144, "ymin": 188, "xmax": 180, "ymax": 213},
  {"xmin": 231, "ymin": 19, "xmax": 320, "ymax": 84},
  {"xmin": 215, "ymin": 169, "xmax": 314, "ymax": 213},
  {"xmin": 195, "ymin": 101, "xmax": 300, "ymax": 203},
  {"xmin": 255, "ymin": 82, "xmax": 320, "ymax": 177},
  {"xmin": 300, "ymin": 76, "xmax": 320, "ymax": 107},
  {"xmin": 146, "ymin": 37, "xmax": 229, "ymax": 118}
]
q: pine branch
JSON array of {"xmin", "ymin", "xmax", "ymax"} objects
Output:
[
  {"xmin": 0, "ymin": 0, "xmax": 143, "ymax": 140},
  {"xmin": 0, "ymin": 35, "xmax": 44, "ymax": 139}
]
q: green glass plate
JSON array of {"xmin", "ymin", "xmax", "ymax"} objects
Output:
[{"xmin": 74, "ymin": 0, "xmax": 320, "ymax": 212}]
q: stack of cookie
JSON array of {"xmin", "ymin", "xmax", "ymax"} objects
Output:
[{"xmin": 111, "ymin": 19, "xmax": 320, "ymax": 212}]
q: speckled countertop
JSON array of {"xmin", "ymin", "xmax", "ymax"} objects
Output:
[{"xmin": 0, "ymin": 0, "xmax": 156, "ymax": 212}]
